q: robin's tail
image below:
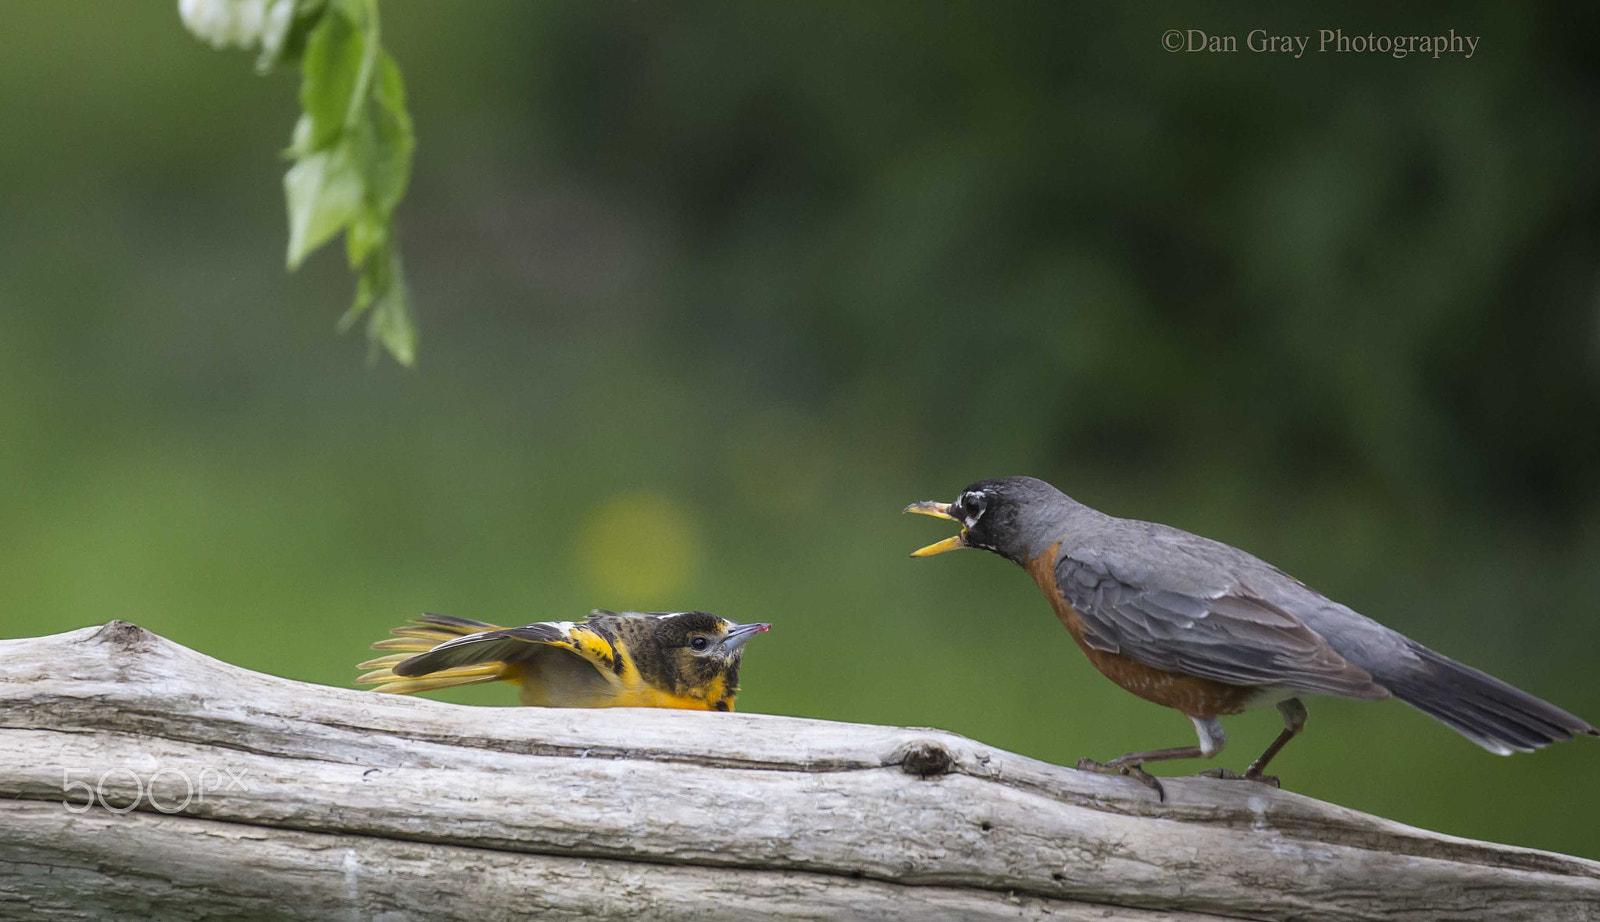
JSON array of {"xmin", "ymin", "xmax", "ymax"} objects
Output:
[
  {"xmin": 1381, "ymin": 640, "xmax": 1597, "ymax": 754},
  {"xmin": 356, "ymin": 613, "xmax": 515, "ymax": 695}
]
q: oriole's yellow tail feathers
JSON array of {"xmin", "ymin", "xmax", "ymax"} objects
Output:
[
  {"xmin": 358, "ymin": 663, "xmax": 513, "ymax": 695},
  {"xmin": 355, "ymin": 652, "xmax": 414, "ymax": 670},
  {"xmin": 368, "ymin": 637, "xmax": 442, "ymax": 653},
  {"xmin": 357, "ymin": 613, "xmax": 511, "ymax": 696}
]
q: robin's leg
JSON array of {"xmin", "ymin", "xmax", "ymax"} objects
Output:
[
  {"xmin": 1077, "ymin": 717, "xmax": 1225, "ymax": 801},
  {"xmin": 1200, "ymin": 698, "xmax": 1306, "ymax": 788},
  {"xmin": 1246, "ymin": 697, "xmax": 1306, "ymax": 781}
]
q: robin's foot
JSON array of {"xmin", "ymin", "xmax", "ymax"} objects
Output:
[
  {"xmin": 1076, "ymin": 758, "xmax": 1166, "ymax": 801},
  {"xmin": 1246, "ymin": 771, "xmax": 1281, "ymax": 788},
  {"xmin": 1197, "ymin": 767, "xmax": 1281, "ymax": 788}
]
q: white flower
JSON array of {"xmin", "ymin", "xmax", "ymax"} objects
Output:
[{"xmin": 178, "ymin": 0, "xmax": 291, "ymax": 52}]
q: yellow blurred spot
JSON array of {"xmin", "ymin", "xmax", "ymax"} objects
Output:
[{"xmin": 578, "ymin": 493, "xmax": 701, "ymax": 602}]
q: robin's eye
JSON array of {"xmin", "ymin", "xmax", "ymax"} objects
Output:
[
  {"xmin": 959, "ymin": 492, "xmax": 987, "ymax": 528},
  {"xmin": 689, "ymin": 636, "xmax": 710, "ymax": 652}
]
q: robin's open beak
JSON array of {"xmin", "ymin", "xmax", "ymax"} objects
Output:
[
  {"xmin": 903, "ymin": 501, "xmax": 967, "ymax": 557},
  {"xmin": 719, "ymin": 621, "xmax": 771, "ymax": 652}
]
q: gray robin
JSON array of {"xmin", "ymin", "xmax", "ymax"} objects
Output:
[{"xmin": 906, "ymin": 476, "xmax": 1596, "ymax": 796}]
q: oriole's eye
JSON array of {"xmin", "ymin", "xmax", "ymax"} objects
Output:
[{"xmin": 689, "ymin": 636, "xmax": 710, "ymax": 652}]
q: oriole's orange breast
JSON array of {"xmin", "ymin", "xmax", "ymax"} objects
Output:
[{"xmin": 1026, "ymin": 543, "xmax": 1258, "ymax": 720}]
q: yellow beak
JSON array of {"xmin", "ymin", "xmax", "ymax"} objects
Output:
[{"xmin": 903, "ymin": 501, "xmax": 967, "ymax": 557}]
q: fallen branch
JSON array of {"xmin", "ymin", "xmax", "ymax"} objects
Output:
[{"xmin": 0, "ymin": 622, "xmax": 1595, "ymax": 920}]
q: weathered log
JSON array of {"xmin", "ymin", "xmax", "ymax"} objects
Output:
[{"xmin": 0, "ymin": 621, "xmax": 1595, "ymax": 921}]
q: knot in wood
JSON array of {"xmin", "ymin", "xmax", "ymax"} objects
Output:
[
  {"xmin": 92, "ymin": 619, "xmax": 156, "ymax": 654},
  {"xmin": 893, "ymin": 739, "xmax": 955, "ymax": 777}
]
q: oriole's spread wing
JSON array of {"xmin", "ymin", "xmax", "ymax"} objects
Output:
[
  {"xmin": 355, "ymin": 614, "xmax": 624, "ymax": 698},
  {"xmin": 1055, "ymin": 541, "xmax": 1385, "ymax": 698},
  {"xmin": 388, "ymin": 619, "xmax": 621, "ymax": 678}
]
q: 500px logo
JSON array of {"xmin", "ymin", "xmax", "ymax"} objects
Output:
[{"xmin": 61, "ymin": 765, "xmax": 250, "ymax": 814}]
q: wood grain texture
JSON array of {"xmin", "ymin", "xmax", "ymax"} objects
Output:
[{"xmin": 0, "ymin": 621, "xmax": 1595, "ymax": 921}]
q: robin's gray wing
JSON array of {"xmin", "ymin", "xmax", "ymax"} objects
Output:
[{"xmin": 1055, "ymin": 544, "xmax": 1386, "ymax": 698}]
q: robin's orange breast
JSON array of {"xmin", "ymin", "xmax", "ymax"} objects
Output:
[{"xmin": 1026, "ymin": 543, "xmax": 1259, "ymax": 720}]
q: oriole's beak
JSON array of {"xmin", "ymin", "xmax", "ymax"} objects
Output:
[
  {"xmin": 720, "ymin": 621, "xmax": 771, "ymax": 652},
  {"xmin": 903, "ymin": 501, "xmax": 967, "ymax": 557}
]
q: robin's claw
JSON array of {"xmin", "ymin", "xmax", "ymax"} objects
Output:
[
  {"xmin": 1076, "ymin": 757, "xmax": 1165, "ymax": 801},
  {"xmin": 1123, "ymin": 765, "xmax": 1165, "ymax": 800},
  {"xmin": 1197, "ymin": 767, "xmax": 1281, "ymax": 789}
]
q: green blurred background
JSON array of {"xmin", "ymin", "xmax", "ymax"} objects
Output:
[{"xmin": 3, "ymin": 2, "xmax": 1598, "ymax": 858}]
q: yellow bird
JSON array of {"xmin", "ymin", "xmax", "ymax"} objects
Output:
[{"xmin": 357, "ymin": 610, "xmax": 770, "ymax": 711}]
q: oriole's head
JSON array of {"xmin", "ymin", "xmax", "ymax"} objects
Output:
[{"xmin": 601, "ymin": 611, "xmax": 770, "ymax": 712}]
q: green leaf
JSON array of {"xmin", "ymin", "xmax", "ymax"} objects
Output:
[
  {"xmin": 341, "ymin": 245, "xmax": 415, "ymax": 366},
  {"xmin": 255, "ymin": 0, "xmax": 328, "ymax": 72},
  {"xmin": 344, "ymin": 205, "xmax": 386, "ymax": 269},
  {"xmin": 187, "ymin": 0, "xmax": 416, "ymax": 365},
  {"xmin": 346, "ymin": 122, "xmax": 410, "ymax": 234},
  {"xmin": 285, "ymin": 112, "xmax": 313, "ymax": 159},
  {"xmin": 284, "ymin": 140, "xmax": 362, "ymax": 268},
  {"xmin": 340, "ymin": 234, "xmax": 389, "ymax": 327},
  {"xmin": 367, "ymin": 256, "xmax": 416, "ymax": 366},
  {"xmin": 297, "ymin": 11, "xmax": 363, "ymax": 152},
  {"xmin": 363, "ymin": 51, "xmax": 414, "ymax": 215},
  {"xmin": 326, "ymin": 0, "xmax": 368, "ymax": 24}
]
